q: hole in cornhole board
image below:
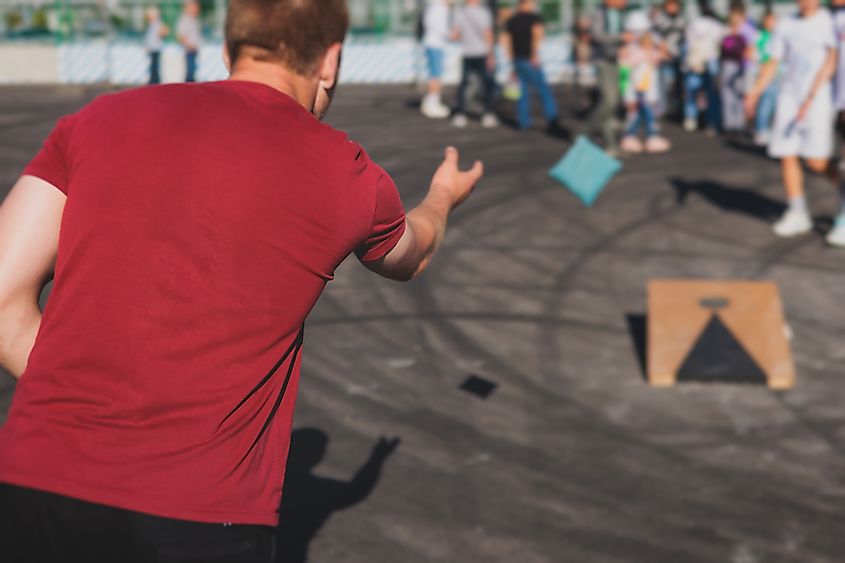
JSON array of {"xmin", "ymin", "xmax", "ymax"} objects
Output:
[
  {"xmin": 625, "ymin": 313, "xmax": 648, "ymax": 382},
  {"xmin": 459, "ymin": 375, "xmax": 497, "ymax": 399}
]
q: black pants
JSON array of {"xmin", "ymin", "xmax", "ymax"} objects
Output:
[
  {"xmin": 0, "ymin": 483, "xmax": 276, "ymax": 563},
  {"xmin": 454, "ymin": 56, "xmax": 496, "ymax": 114},
  {"xmin": 149, "ymin": 51, "xmax": 161, "ymax": 85}
]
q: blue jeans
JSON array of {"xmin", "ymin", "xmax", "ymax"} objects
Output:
[
  {"xmin": 514, "ymin": 59, "xmax": 557, "ymax": 130},
  {"xmin": 149, "ymin": 51, "xmax": 161, "ymax": 85},
  {"xmin": 683, "ymin": 62, "xmax": 720, "ymax": 130},
  {"xmin": 185, "ymin": 50, "xmax": 198, "ymax": 82},
  {"xmin": 625, "ymin": 94, "xmax": 657, "ymax": 137},
  {"xmin": 756, "ymin": 81, "xmax": 778, "ymax": 135},
  {"xmin": 425, "ymin": 47, "xmax": 444, "ymax": 79}
]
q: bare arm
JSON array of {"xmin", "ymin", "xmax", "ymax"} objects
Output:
[
  {"xmin": 485, "ymin": 28, "xmax": 495, "ymax": 69},
  {"xmin": 363, "ymin": 148, "xmax": 483, "ymax": 282},
  {"xmin": 531, "ymin": 22, "xmax": 544, "ymax": 65},
  {"xmin": 500, "ymin": 29, "xmax": 513, "ymax": 61},
  {"xmin": 0, "ymin": 176, "xmax": 65, "ymax": 378},
  {"xmin": 745, "ymin": 58, "xmax": 779, "ymax": 117},
  {"xmin": 798, "ymin": 47, "xmax": 837, "ymax": 118}
]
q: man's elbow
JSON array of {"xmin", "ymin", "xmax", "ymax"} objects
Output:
[{"xmin": 372, "ymin": 257, "xmax": 431, "ymax": 283}]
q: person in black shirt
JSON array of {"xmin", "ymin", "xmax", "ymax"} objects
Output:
[{"xmin": 502, "ymin": 0, "xmax": 559, "ymax": 131}]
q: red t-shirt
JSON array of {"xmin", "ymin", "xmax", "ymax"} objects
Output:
[{"xmin": 0, "ymin": 81, "xmax": 406, "ymax": 526}]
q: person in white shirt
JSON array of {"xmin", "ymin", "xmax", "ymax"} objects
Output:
[
  {"xmin": 421, "ymin": 0, "xmax": 452, "ymax": 118},
  {"xmin": 746, "ymin": 0, "xmax": 845, "ymax": 246},
  {"xmin": 144, "ymin": 7, "xmax": 169, "ymax": 85},
  {"xmin": 451, "ymin": 0, "xmax": 498, "ymax": 128},
  {"xmin": 176, "ymin": 0, "xmax": 202, "ymax": 83}
]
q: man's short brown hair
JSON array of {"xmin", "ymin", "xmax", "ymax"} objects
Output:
[{"xmin": 225, "ymin": 0, "xmax": 348, "ymax": 75}]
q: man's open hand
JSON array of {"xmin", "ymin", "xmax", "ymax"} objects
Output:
[{"xmin": 430, "ymin": 147, "xmax": 484, "ymax": 211}]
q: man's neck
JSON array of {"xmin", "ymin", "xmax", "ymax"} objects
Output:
[
  {"xmin": 801, "ymin": 7, "xmax": 819, "ymax": 18},
  {"xmin": 229, "ymin": 62, "xmax": 317, "ymax": 112}
]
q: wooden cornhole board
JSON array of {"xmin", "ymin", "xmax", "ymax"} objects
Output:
[{"xmin": 647, "ymin": 279, "xmax": 795, "ymax": 390}]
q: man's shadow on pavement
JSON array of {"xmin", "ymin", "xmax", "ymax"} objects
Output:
[{"xmin": 275, "ymin": 428, "xmax": 400, "ymax": 563}]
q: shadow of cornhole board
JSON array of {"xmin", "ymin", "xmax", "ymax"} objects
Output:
[{"xmin": 647, "ymin": 279, "xmax": 795, "ymax": 390}]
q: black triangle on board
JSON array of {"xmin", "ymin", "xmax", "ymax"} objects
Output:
[{"xmin": 676, "ymin": 313, "xmax": 768, "ymax": 384}]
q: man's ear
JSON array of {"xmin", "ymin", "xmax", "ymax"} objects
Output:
[
  {"xmin": 223, "ymin": 42, "xmax": 231, "ymax": 73},
  {"xmin": 318, "ymin": 43, "xmax": 343, "ymax": 91}
]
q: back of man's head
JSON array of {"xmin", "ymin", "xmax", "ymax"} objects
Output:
[{"xmin": 225, "ymin": 0, "xmax": 348, "ymax": 76}]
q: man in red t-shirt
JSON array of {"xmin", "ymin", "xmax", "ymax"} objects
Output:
[{"xmin": 0, "ymin": 0, "xmax": 482, "ymax": 560}]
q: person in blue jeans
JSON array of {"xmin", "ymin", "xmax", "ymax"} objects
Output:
[
  {"xmin": 177, "ymin": 0, "xmax": 202, "ymax": 83},
  {"xmin": 683, "ymin": 2, "xmax": 723, "ymax": 133},
  {"xmin": 503, "ymin": 0, "xmax": 560, "ymax": 132}
]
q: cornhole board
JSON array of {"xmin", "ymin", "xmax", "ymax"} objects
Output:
[{"xmin": 647, "ymin": 279, "xmax": 795, "ymax": 390}]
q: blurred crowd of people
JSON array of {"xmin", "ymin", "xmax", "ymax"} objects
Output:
[
  {"xmin": 144, "ymin": 0, "xmax": 202, "ymax": 84},
  {"xmin": 419, "ymin": 0, "xmax": 845, "ymax": 246}
]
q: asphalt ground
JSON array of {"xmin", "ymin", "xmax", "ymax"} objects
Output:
[{"xmin": 1, "ymin": 84, "xmax": 845, "ymax": 562}]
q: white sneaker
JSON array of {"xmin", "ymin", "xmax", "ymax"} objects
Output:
[
  {"xmin": 753, "ymin": 131, "xmax": 771, "ymax": 146},
  {"xmin": 683, "ymin": 117, "xmax": 697, "ymax": 132},
  {"xmin": 481, "ymin": 113, "xmax": 499, "ymax": 128},
  {"xmin": 825, "ymin": 218, "xmax": 845, "ymax": 247},
  {"xmin": 452, "ymin": 113, "xmax": 468, "ymax": 128},
  {"xmin": 773, "ymin": 209, "xmax": 813, "ymax": 238},
  {"xmin": 421, "ymin": 100, "xmax": 449, "ymax": 119}
]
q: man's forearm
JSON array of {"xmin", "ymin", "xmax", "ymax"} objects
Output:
[
  {"xmin": 401, "ymin": 187, "xmax": 453, "ymax": 280},
  {"xmin": 0, "ymin": 299, "xmax": 41, "ymax": 378}
]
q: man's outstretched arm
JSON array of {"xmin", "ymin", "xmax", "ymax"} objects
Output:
[
  {"xmin": 364, "ymin": 147, "xmax": 483, "ymax": 282},
  {"xmin": 0, "ymin": 175, "xmax": 65, "ymax": 378}
]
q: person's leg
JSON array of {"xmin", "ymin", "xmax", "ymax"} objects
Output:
[
  {"xmin": 185, "ymin": 50, "xmax": 197, "ymax": 82},
  {"xmin": 719, "ymin": 64, "xmax": 732, "ymax": 131},
  {"xmin": 772, "ymin": 155, "xmax": 814, "ymax": 236},
  {"xmin": 783, "ymin": 156, "xmax": 806, "ymax": 200},
  {"xmin": 423, "ymin": 48, "xmax": 448, "ymax": 118},
  {"xmin": 704, "ymin": 63, "xmax": 721, "ymax": 132},
  {"xmin": 620, "ymin": 97, "xmax": 645, "ymax": 153},
  {"xmin": 730, "ymin": 65, "xmax": 744, "ymax": 131},
  {"xmin": 683, "ymin": 71, "xmax": 701, "ymax": 130},
  {"xmin": 480, "ymin": 59, "xmax": 497, "ymax": 114},
  {"xmin": 642, "ymin": 96, "xmax": 670, "ymax": 152},
  {"xmin": 641, "ymin": 100, "xmax": 657, "ymax": 138},
  {"xmin": 454, "ymin": 57, "xmax": 472, "ymax": 115},
  {"xmin": 669, "ymin": 59, "xmax": 683, "ymax": 119},
  {"xmin": 514, "ymin": 60, "xmax": 534, "ymax": 130},
  {"xmin": 601, "ymin": 62, "xmax": 619, "ymax": 149},
  {"xmin": 149, "ymin": 51, "xmax": 160, "ymax": 85},
  {"xmin": 585, "ymin": 60, "xmax": 616, "ymax": 143},
  {"xmin": 623, "ymin": 102, "xmax": 643, "ymax": 137},
  {"xmin": 756, "ymin": 82, "xmax": 778, "ymax": 140},
  {"xmin": 656, "ymin": 62, "xmax": 673, "ymax": 118},
  {"xmin": 427, "ymin": 48, "xmax": 443, "ymax": 98},
  {"xmin": 529, "ymin": 65, "xmax": 558, "ymax": 122}
]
